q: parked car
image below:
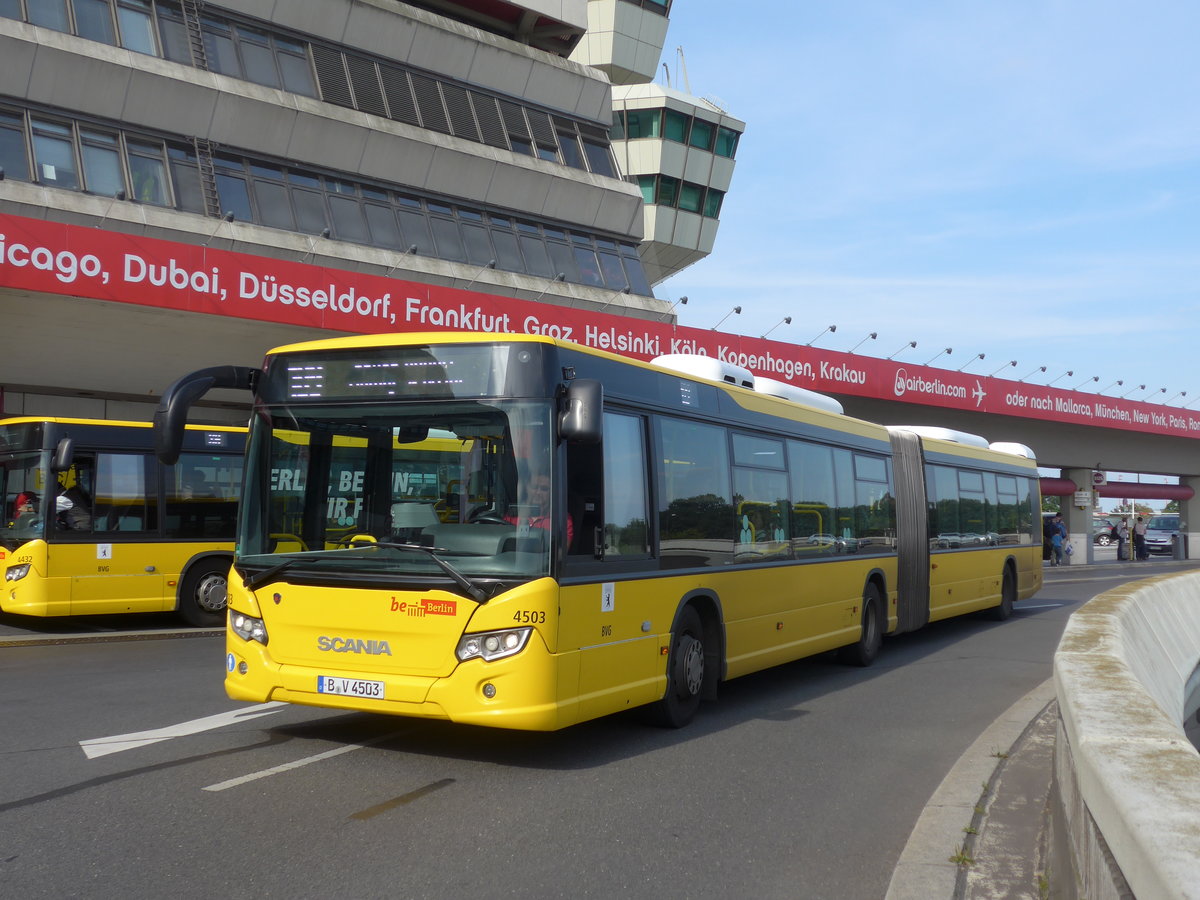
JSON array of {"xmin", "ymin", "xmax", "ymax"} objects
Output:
[{"xmin": 1143, "ymin": 514, "xmax": 1180, "ymax": 555}]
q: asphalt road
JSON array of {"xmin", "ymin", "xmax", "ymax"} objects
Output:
[{"xmin": 2, "ymin": 558, "xmax": 1193, "ymax": 899}]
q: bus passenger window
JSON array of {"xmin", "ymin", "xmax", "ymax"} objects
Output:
[
  {"xmin": 732, "ymin": 433, "xmax": 789, "ymax": 561},
  {"xmin": 852, "ymin": 453, "xmax": 895, "ymax": 550},
  {"xmin": 733, "ymin": 467, "xmax": 790, "ymax": 562},
  {"xmin": 928, "ymin": 465, "xmax": 960, "ymax": 548},
  {"xmin": 55, "ymin": 459, "xmax": 96, "ymax": 532},
  {"xmin": 166, "ymin": 453, "xmax": 241, "ymax": 538},
  {"xmin": 788, "ymin": 440, "xmax": 837, "ymax": 555},
  {"xmin": 596, "ymin": 412, "xmax": 649, "ymax": 557},
  {"xmin": 658, "ymin": 418, "xmax": 733, "ymax": 567}
]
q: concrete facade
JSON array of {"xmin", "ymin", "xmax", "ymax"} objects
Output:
[
  {"xmin": 571, "ymin": 0, "xmax": 669, "ymax": 85},
  {"xmin": 0, "ymin": 0, "xmax": 751, "ymax": 422},
  {"xmin": 570, "ymin": 0, "xmax": 745, "ymax": 285},
  {"xmin": 608, "ymin": 82, "xmax": 744, "ymax": 284}
]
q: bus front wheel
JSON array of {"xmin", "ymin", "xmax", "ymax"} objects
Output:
[
  {"xmin": 643, "ymin": 606, "xmax": 705, "ymax": 728},
  {"xmin": 179, "ymin": 558, "xmax": 230, "ymax": 628},
  {"xmin": 838, "ymin": 582, "xmax": 883, "ymax": 667}
]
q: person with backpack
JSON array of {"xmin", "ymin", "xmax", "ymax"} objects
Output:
[{"xmin": 1115, "ymin": 518, "xmax": 1129, "ymax": 560}]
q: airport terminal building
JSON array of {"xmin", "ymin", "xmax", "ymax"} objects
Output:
[{"xmin": 0, "ymin": 0, "xmax": 744, "ymax": 422}]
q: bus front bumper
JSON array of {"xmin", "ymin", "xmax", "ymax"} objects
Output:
[{"xmin": 224, "ymin": 632, "xmax": 576, "ymax": 731}]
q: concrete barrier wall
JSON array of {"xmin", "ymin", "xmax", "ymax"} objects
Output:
[{"xmin": 1053, "ymin": 571, "xmax": 1200, "ymax": 898}]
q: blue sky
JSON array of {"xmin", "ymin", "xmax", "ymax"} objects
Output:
[{"xmin": 657, "ymin": 1, "xmax": 1200, "ymax": 407}]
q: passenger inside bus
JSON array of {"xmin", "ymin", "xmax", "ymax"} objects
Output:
[
  {"xmin": 182, "ymin": 470, "xmax": 216, "ymax": 498},
  {"xmin": 55, "ymin": 482, "xmax": 92, "ymax": 531}
]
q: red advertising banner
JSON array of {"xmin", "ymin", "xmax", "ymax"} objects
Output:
[{"xmin": 3, "ymin": 211, "xmax": 1198, "ymax": 440}]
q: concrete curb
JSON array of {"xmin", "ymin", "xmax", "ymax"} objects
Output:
[
  {"xmin": 1054, "ymin": 571, "xmax": 1200, "ymax": 899},
  {"xmin": 0, "ymin": 628, "xmax": 221, "ymax": 647},
  {"xmin": 885, "ymin": 677, "xmax": 1058, "ymax": 899}
]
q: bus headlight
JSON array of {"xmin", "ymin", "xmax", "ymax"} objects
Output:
[
  {"xmin": 230, "ymin": 610, "xmax": 269, "ymax": 646},
  {"xmin": 455, "ymin": 627, "xmax": 531, "ymax": 662},
  {"xmin": 5, "ymin": 564, "xmax": 30, "ymax": 582}
]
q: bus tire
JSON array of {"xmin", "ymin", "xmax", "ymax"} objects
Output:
[
  {"xmin": 988, "ymin": 565, "xmax": 1016, "ymax": 621},
  {"xmin": 178, "ymin": 557, "xmax": 230, "ymax": 628},
  {"xmin": 838, "ymin": 582, "xmax": 883, "ymax": 667},
  {"xmin": 643, "ymin": 606, "xmax": 705, "ymax": 728}
]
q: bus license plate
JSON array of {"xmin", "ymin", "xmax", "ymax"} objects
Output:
[{"xmin": 317, "ymin": 676, "xmax": 384, "ymax": 698}]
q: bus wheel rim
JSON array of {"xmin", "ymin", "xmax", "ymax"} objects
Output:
[
  {"xmin": 680, "ymin": 636, "xmax": 704, "ymax": 696},
  {"xmin": 195, "ymin": 573, "xmax": 228, "ymax": 613},
  {"xmin": 865, "ymin": 602, "xmax": 878, "ymax": 646}
]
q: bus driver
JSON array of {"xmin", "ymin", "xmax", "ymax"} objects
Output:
[{"xmin": 504, "ymin": 473, "xmax": 574, "ymax": 545}]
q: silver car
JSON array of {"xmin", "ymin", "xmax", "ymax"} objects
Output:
[{"xmin": 1143, "ymin": 514, "xmax": 1180, "ymax": 555}]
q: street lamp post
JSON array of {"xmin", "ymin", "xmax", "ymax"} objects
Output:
[
  {"xmin": 710, "ymin": 306, "xmax": 742, "ymax": 330},
  {"xmin": 848, "ymin": 332, "xmax": 878, "ymax": 354},
  {"xmin": 805, "ymin": 325, "xmax": 836, "ymax": 346}
]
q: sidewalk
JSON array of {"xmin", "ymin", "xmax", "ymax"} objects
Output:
[
  {"xmin": 887, "ymin": 556, "xmax": 1200, "ymax": 899},
  {"xmin": 885, "ymin": 679, "xmax": 1058, "ymax": 899}
]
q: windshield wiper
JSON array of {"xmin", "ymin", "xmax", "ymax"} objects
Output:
[
  {"xmin": 242, "ymin": 556, "xmax": 304, "ymax": 592},
  {"xmin": 352, "ymin": 540, "xmax": 490, "ymax": 604},
  {"xmin": 240, "ymin": 543, "xmax": 490, "ymax": 603}
]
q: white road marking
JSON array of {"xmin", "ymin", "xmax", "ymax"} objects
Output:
[
  {"xmin": 202, "ymin": 730, "xmax": 406, "ymax": 792},
  {"xmin": 1019, "ymin": 603, "xmax": 1064, "ymax": 610},
  {"xmin": 79, "ymin": 702, "xmax": 288, "ymax": 759}
]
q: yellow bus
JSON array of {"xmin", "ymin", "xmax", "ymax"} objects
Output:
[
  {"xmin": 154, "ymin": 333, "xmax": 1041, "ymax": 729},
  {"xmin": 1, "ymin": 417, "xmax": 244, "ymax": 626}
]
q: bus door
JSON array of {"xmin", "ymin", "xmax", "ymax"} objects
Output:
[
  {"xmin": 561, "ymin": 410, "xmax": 661, "ymax": 720},
  {"xmin": 52, "ymin": 453, "xmax": 168, "ymax": 614}
]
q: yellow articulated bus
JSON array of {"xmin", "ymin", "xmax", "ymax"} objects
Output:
[
  {"xmin": 1, "ymin": 417, "xmax": 245, "ymax": 626},
  {"xmin": 154, "ymin": 334, "xmax": 1042, "ymax": 730}
]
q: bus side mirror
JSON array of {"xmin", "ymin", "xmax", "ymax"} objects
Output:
[
  {"xmin": 154, "ymin": 365, "xmax": 258, "ymax": 465},
  {"xmin": 559, "ymin": 379, "xmax": 602, "ymax": 444},
  {"xmin": 51, "ymin": 437, "xmax": 74, "ymax": 472}
]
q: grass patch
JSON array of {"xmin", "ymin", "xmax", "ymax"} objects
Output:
[{"xmin": 949, "ymin": 843, "xmax": 975, "ymax": 867}]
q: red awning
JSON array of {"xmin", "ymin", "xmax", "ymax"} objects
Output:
[
  {"xmin": 1097, "ymin": 482, "xmax": 1194, "ymax": 501},
  {"xmin": 1039, "ymin": 478, "xmax": 1194, "ymax": 501},
  {"xmin": 1040, "ymin": 478, "xmax": 1077, "ymax": 496}
]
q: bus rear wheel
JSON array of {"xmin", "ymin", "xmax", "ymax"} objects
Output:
[
  {"xmin": 643, "ymin": 606, "xmax": 705, "ymax": 728},
  {"xmin": 838, "ymin": 582, "xmax": 883, "ymax": 667},
  {"xmin": 179, "ymin": 558, "xmax": 230, "ymax": 627},
  {"xmin": 988, "ymin": 566, "xmax": 1016, "ymax": 621}
]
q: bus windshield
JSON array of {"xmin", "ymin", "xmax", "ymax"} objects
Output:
[
  {"xmin": 1, "ymin": 449, "xmax": 49, "ymax": 550},
  {"xmin": 237, "ymin": 398, "xmax": 558, "ymax": 591}
]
